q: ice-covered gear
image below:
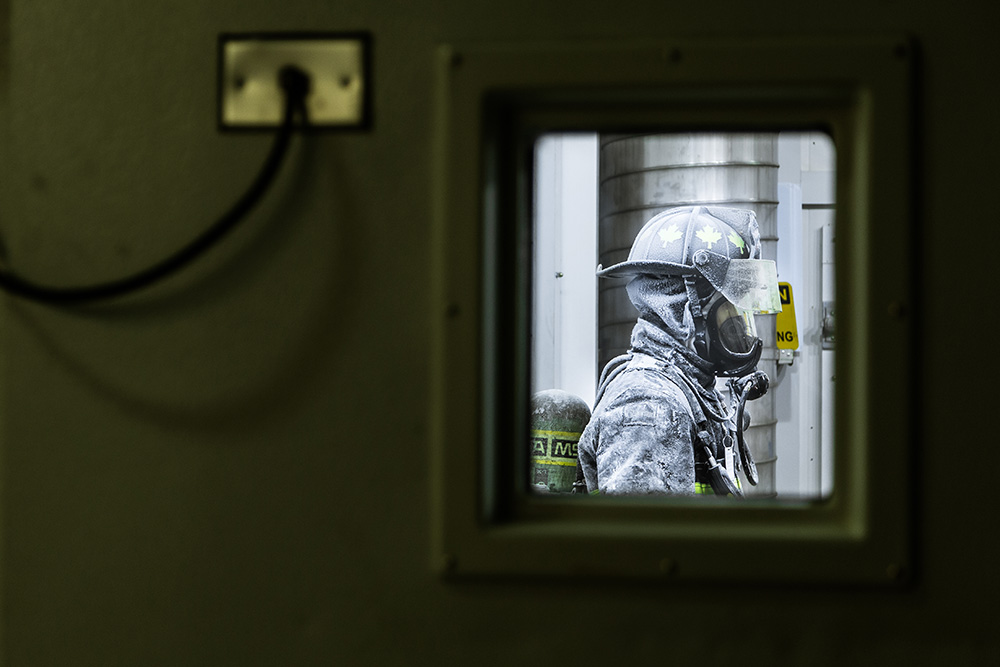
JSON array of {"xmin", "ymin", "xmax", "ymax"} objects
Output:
[
  {"xmin": 577, "ymin": 274, "xmax": 743, "ymax": 496},
  {"xmin": 598, "ymin": 206, "xmax": 781, "ymax": 378},
  {"xmin": 530, "ymin": 390, "xmax": 591, "ymax": 493},
  {"xmin": 576, "ymin": 348, "xmax": 742, "ymax": 496},
  {"xmin": 596, "ymin": 205, "xmax": 766, "ymax": 283}
]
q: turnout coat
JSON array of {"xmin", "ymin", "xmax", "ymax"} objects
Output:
[{"xmin": 577, "ymin": 276, "xmax": 740, "ymax": 496}]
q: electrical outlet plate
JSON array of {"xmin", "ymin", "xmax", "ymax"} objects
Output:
[{"xmin": 218, "ymin": 33, "xmax": 371, "ymax": 130}]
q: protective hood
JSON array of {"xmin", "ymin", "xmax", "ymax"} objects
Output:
[
  {"xmin": 626, "ymin": 273, "xmax": 765, "ymax": 380},
  {"xmin": 625, "ymin": 275, "xmax": 716, "ymax": 385},
  {"xmin": 626, "ymin": 275, "xmax": 695, "ymax": 348}
]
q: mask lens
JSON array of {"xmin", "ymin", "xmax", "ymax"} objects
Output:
[{"xmin": 713, "ymin": 301, "xmax": 757, "ymax": 354}]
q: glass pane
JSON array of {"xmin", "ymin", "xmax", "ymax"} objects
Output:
[{"xmin": 529, "ymin": 132, "xmax": 835, "ymax": 501}]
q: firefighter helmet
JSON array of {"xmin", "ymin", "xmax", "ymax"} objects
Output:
[
  {"xmin": 601, "ymin": 206, "xmax": 782, "ymax": 377},
  {"xmin": 598, "ymin": 206, "xmax": 781, "ymax": 315}
]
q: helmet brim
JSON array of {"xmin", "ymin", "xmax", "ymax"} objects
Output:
[{"xmin": 596, "ymin": 259, "xmax": 697, "ymax": 279}]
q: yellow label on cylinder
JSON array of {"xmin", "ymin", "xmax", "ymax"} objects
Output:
[{"xmin": 530, "ymin": 429, "xmax": 581, "ymax": 493}]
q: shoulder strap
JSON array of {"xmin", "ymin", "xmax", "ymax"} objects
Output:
[
  {"xmin": 631, "ymin": 356, "xmax": 727, "ymax": 467},
  {"xmin": 593, "ymin": 353, "xmax": 633, "ymax": 406}
]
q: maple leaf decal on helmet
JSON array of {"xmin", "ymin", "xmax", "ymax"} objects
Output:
[
  {"xmin": 658, "ymin": 224, "xmax": 682, "ymax": 247},
  {"xmin": 696, "ymin": 225, "xmax": 722, "ymax": 249},
  {"xmin": 728, "ymin": 230, "xmax": 746, "ymax": 255}
]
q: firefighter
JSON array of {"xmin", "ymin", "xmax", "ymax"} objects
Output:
[{"xmin": 576, "ymin": 206, "xmax": 781, "ymax": 496}]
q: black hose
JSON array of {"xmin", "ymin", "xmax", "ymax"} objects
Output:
[
  {"xmin": 733, "ymin": 370, "xmax": 768, "ymax": 486},
  {"xmin": 0, "ymin": 65, "xmax": 311, "ymax": 305}
]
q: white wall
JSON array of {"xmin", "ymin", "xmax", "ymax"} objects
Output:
[
  {"xmin": 774, "ymin": 132, "xmax": 837, "ymax": 498},
  {"xmin": 531, "ymin": 134, "xmax": 598, "ymax": 407}
]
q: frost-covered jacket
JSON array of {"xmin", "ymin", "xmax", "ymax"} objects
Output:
[{"xmin": 577, "ymin": 275, "xmax": 738, "ymax": 496}]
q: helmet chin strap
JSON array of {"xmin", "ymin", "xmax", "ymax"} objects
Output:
[{"xmin": 683, "ymin": 276, "xmax": 710, "ymax": 360}]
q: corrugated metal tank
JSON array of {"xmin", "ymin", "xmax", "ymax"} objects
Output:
[{"xmin": 598, "ymin": 133, "xmax": 779, "ymax": 496}]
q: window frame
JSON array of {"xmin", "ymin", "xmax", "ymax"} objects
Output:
[{"xmin": 431, "ymin": 37, "xmax": 916, "ymax": 585}]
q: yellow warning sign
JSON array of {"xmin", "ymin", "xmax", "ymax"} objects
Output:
[{"xmin": 776, "ymin": 282, "xmax": 799, "ymax": 350}]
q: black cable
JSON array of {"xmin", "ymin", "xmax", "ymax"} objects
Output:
[{"xmin": 0, "ymin": 65, "xmax": 311, "ymax": 305}]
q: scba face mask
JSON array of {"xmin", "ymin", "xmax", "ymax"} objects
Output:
[
  {"xmin": 702, "ymin": 293, "xmax": 764, "ymax": 377},
  {"xmin": 690, "ymin": 251, "xmax": 781, "ymax": 377}
]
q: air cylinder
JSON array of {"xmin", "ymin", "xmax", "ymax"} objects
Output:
[
  {"xmin": 597, "ymin": 133, "xmax": 779, "ymax": 496},
  {"xmin": 530, "ymin": 390, "xmax": 591, "ymax": 493}
]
